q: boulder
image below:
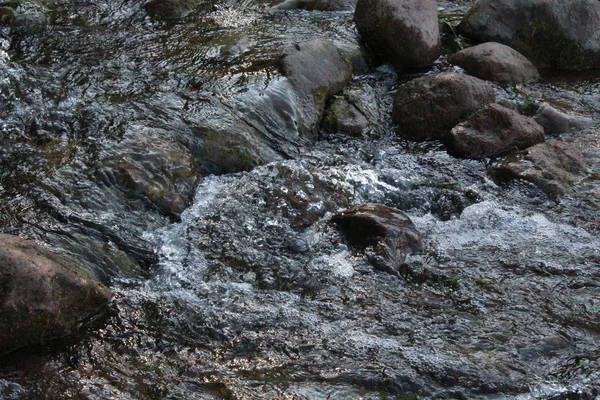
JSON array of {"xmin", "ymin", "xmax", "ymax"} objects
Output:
[
  {"xmin": 0, "ymin": 234, "xmax": 111, "ymax": 354},
  {"xmin": 272, "ymin": 0, "xmax": 357, "ymax": 11},
  {"xmin": 392, "ymin": 72, "xmax": 495, "ymax": 141},
  {"xmin": 457, "ymin": 0, "xmax": 600, "ymax": 70},
  {"xmin": 331, "ymin": 203, "xmax": 422, "ymax": 274},
  {"xmin": 489, "ymin": 140, "xmax": 589, "ymax": 196},
  {"xmin": 98, "ymin": 126, "xmax": 200, "ymax": 219},
  {"xmin": 534, "ymin": 103, "xmax": 594, "ymax": 135},
  {"xmin": 355, "ymin": 0, "xmax": 440, "ymax": 69},
  {"xmin": 447, "ymin": 103, "xmax": 545, "ymax": 158},
  {"xmin": 281, "ymin": 38, "xmax": 353, "ymax": 138},
  {"xmin": 448, "ymin": 42, "xmax": 540, "ymax": 85},
  {"xmin": 321, "ymin": 96, "xmax": 369, "ymax": 136},
  {"xmin": 144, "ymin": 0, "xmax": 197, "ymax": 21}
]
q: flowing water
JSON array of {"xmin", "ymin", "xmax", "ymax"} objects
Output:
[{"xmin": 1, "ymin": 0, "xmax": 600, "ymax": 399}]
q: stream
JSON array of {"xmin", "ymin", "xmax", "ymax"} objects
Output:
[{"xmin": 1, "ymin": 0, "xmax": 600, "ymax": 398}]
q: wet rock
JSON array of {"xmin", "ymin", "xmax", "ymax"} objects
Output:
[
  {"xmin": 447, "ymin": 103, "xmax": 545, "ymax": 158},
  {"xmin": 534, "ymin": 103, "xmax": 594, "ymax": 136},
  {"xmin": 321, "ymin": 95, "xmax": 369, "ymax": 136},
  {"xmin": 448, "ymin": 42, "xmax": 540, "ymax": 85},
  {"xmin": 392, "ymin": 72, "xmax": 495, "ymax": 141},
  {"xmin": 457, "ymin": 0, "xmax": 600, "ymax": 70},
  {"xmin": 144, "ymin": 0, "xmax": 197, "ymax": 21},
  {"xmin": 272, "ymin": 0, "xmax": 357, "ymax": 11},
  {"xmin": 336, "ymin": 42, "xmax": 369, "ymax": 75},
  {"xmin": 355, "ymin": 0, "xmax": 440, "ymax": 70},
  {"xmin": 98, "ymin": 126, "xmax": 200, "ymax": 219},
  {"xmin": 281, "ymin": 38, "xmax": 353, "ymax": 139},
  {"xmin": 489, "ymin": 140, "xmax": 589, "ymax": 197},
  {"xmin": 332, "ymin": 203, "xmax": 422, "ymax": 274},
  {"xmin": 0, "ymin": 234, "xmax": 111, "ymax": 354},
  {"xmin": 1, "ymin": 0, "xmax": 50, "ymax": 31}
]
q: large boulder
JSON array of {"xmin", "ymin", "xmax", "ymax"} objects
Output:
[
  {"xmin": 0, "ymin": 234, "xmax": 111, "ymax": 354},
  {"xmin": 354, "ymin": 0, "xmax": 441, "ymax": 69},
  {"xmin": 281, "ymin": 38, "xmax": 353, "ymax": 139},
  {"xmin": 332, "ymin": 203, "xmax": 422, "ymax": 274},
  {"xmin": 448, "ymin": 42, "xmax": 540, "ymax": 85},
  {"xmin": 272, "ymin": 0, "xmax": 357, "ymax": 11},
  {"xmin": 489, "ymin": 140, "xmax": 589, "ymax": 196},
  {"xmin": 392, "ymin": 72, "xmax": 495, "ymax": 141},
  {"xmin": 457, "ymin": 0, "xmax": 600, "ymax": 70},
  {"xmin": 447, "ymin": 103, "xmax": 545, "ymax": 158},
  {"xmin": 534, "ymin": 103, "xmax": 594, "ymax": 135}
]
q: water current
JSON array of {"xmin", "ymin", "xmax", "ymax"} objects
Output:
[{"xmin": 0, "ymin": 0, "xmax": 599, "ymax": 398}]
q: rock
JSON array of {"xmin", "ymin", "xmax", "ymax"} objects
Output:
[
  {"xmin": 331, "ymin": 203, "xmax": 422, "ymax": 274},
  {"xmin": 97, "ymin": 126, "xmax": 200, "ymax": 219},
  {"xmin": 144, "ymin": 0, "xmax": 197, "ymax": 21},
  {"xmin": 354, "ymin": 0, "xmax": 440, "ymax": 70},
  {"xmin": 321, "ymin": 95, "xmax": 370, "ymax": 136},
  {"xmin": 336, "ymin": 42, "xmax": 369, "ymax": 75},
  {"xmin": 447, "ymin": 103, "xmax": 545, "ymax": 158},
  {"xmin": 534, "ymin": 103, "xmax": 594, "ymax": 135},
  {"xmin": 457, "ymin": 0, "xmax": 600, "ymax": 70},
  {"xmin": 448, "ymin": 42, "xmax": 540, "ymax": 85},
  {"xmin": 281, "ymin": 38, "xmax": 353, "ymax": 138},
  {"xmin": 272, "ymin": 0, "xmax": 357, "ymax": 11},
  {"xmin": 0, "ymin": 234, "xmax": 111, "ymax": 354},
  {"xmin": 489, "ymin": 140, "xmax": 589, "ymax": 196},
  {"xmin": 392, "ymin": 72, "xmax": 495, "ymax": 141}
]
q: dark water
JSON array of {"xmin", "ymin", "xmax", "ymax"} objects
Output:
[{"xmin": 1, "ymin": 0, "xmax": 600, "ymax": 399}]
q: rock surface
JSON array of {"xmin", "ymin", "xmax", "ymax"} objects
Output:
[
  {"xmin": 448, "ymin": 42, "xmax": 540, "ymax": 85},
  {"xmin": 457, "ymin": 0, "xmax": 600, "ymax": 70},
  {"xmin": 272, "ymin": 0, "xmax": 357, "ymax": 11},
  {"xmin": 355, "ymin": 0, "xmax": 440, "ymax": 69},
  {"xmin": 332, "ymin": 203, "xmax": 422, "ymax": 274},
  {"xmin": 534, "ymin": 103, "xmax": 594, "ymax": 135},
  {"xmin": 392, "ymin": 72, "xmax": 495, "ymax": 141},
  {"xmin": 448, "ymin": 103, "xmax": 545, "ymax": 158},
  {"xmin": 0, "ymin": 234, "xmax": 111, "ymax": 354},
  {"xmin": 144, "ymin": 0, "xmax": 197, "ymax": 21},
  {"xmin": 281, "ymin": 38, "xmax": 353, "ymax": 138},
  {"xmin": 489, "ymin": 140, "xmax": 589, "ymax": 196}
]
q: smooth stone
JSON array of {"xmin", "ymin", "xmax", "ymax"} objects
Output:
[{"xmin": 534, "ymin": 103, "xmax": 594, "ymax": 135}]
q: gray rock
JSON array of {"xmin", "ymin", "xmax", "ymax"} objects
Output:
[
  {"xmin": 448, "ymin": 42, "xmax": 540, "ymax": 85},
  {"xmin": 457, "ymin": 0, "xmax": 600, "ymax": 70},
  {"xmin": 332, "ymin": 203, "xmax": 422, "ymax": 274},
  {"xmin": 489, "ymin": 140, "xmax": 589, "ymax": 196},
  {"xmin": 281, "ymin": 38, "xmax": 353, "ymax": 138},
  {"xmin": 447, "ymin": 103, "xmax": 545, "ymax": 158},
  {"xmin": 355, "ymin": 0, "xmax": 441, "ymax": 69},
  {"xmin": 144, "ymin": 0, "xmax": 197, "ymax": 21},
  {"xmin": 392, "ymin": 72, "xmax": 495, "ymax": 141},
  {"xmin": 534, "ymin": 103, "xmax": 594, "ymax": 135},
  {"xmin": 272, "ymin": 0, "xmax": 357, "ymax": 11},
  {"xmin": 322, "ymin": 95, "xmax": 369, "ymax": 136},
  {"xmin": 0, "ymin": 234, "xmax": 111, "ymax": 354}
]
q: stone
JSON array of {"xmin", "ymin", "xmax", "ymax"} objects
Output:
[
  {"xmin": 321, "ymin": 95, "xmax": 370, "ymax": 136},
  {"xmin": 281, "ymin": 38, "xmax": 353, "ymax": 138},
  {"xmin": 331, "ymin": 203, "xmax": 422, "ymax": 274},
  {"xmin": 457, "ymin": 0, "xmax": 600, "ymax": 70},
  {"xmin": 447, "ymin": 103, "xmax": 545, "ymax": 158},
  {"xmin": 448, "ymin": 42, "xmax": 540, "ymax": 85},
  {"xmin": 272, "ymin": 0, "xmax": 357, "ymax": 11},
  {"xmin": 392, "ymin": 72, "xmax": 495, "ymax": 141},
  {"xmin": 354, "ymin": 0, "xmax": 440, "ymax": 70},
  {"xmin": 534, "ymin": 103, "xmax": 594, "ymax": 135},
  {"xmin": 0, "ymin": 234, "xmax": 111, "ymax": 354},
  {"xmin": 144, "ymin": 0, "xmax": 197, "ymax": 21},
  {"xmin": 489, "ymin": 140, "xmax": 589, "ymax": 196}
]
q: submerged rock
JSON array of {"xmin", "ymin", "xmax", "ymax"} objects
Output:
[
  {"xmin": 457, "ymin": 0, "xmax": 600, "ymax": 70},
  {"xmin": 144, "ymin": 0, "xmax": 197, "ymax": 21},
  {"xmin": 448, "ymin": 42, "xmax": 540, "ymax": 85},
  {"xmin": 0, "ymin": 234, "xmax": 111, "ymax": 354},
  {"xmin": 272, "ymin": 0, "xmax": 357, "ymax": 11},
  {"xmin": 392, "ymin": 72, "xmax": 495, "ymax": 141},
  {"xmin": 281, "ymin": 38, "xmax": 353, "ymax": 139},
  {"xmin": 534, "ymin": 103, "xmax": 594, "ymax": 136},
  {"xmin": 447, "ymin": 103, "xmax": 545, "ymax": 158},
  {"xmin": 489, "ymin": 140, "xmax": 589, "ymax": 196},
  {"xmin": 332, "ymin": 203, "xmax": 422, "ymax": 274},
  {"xmin": 354, "ymin": 0, "xmax": 440, "ymax": 70},
  {"xmin": 321, "ymin": 95, "xmax": 370, "ymax": 136}
]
